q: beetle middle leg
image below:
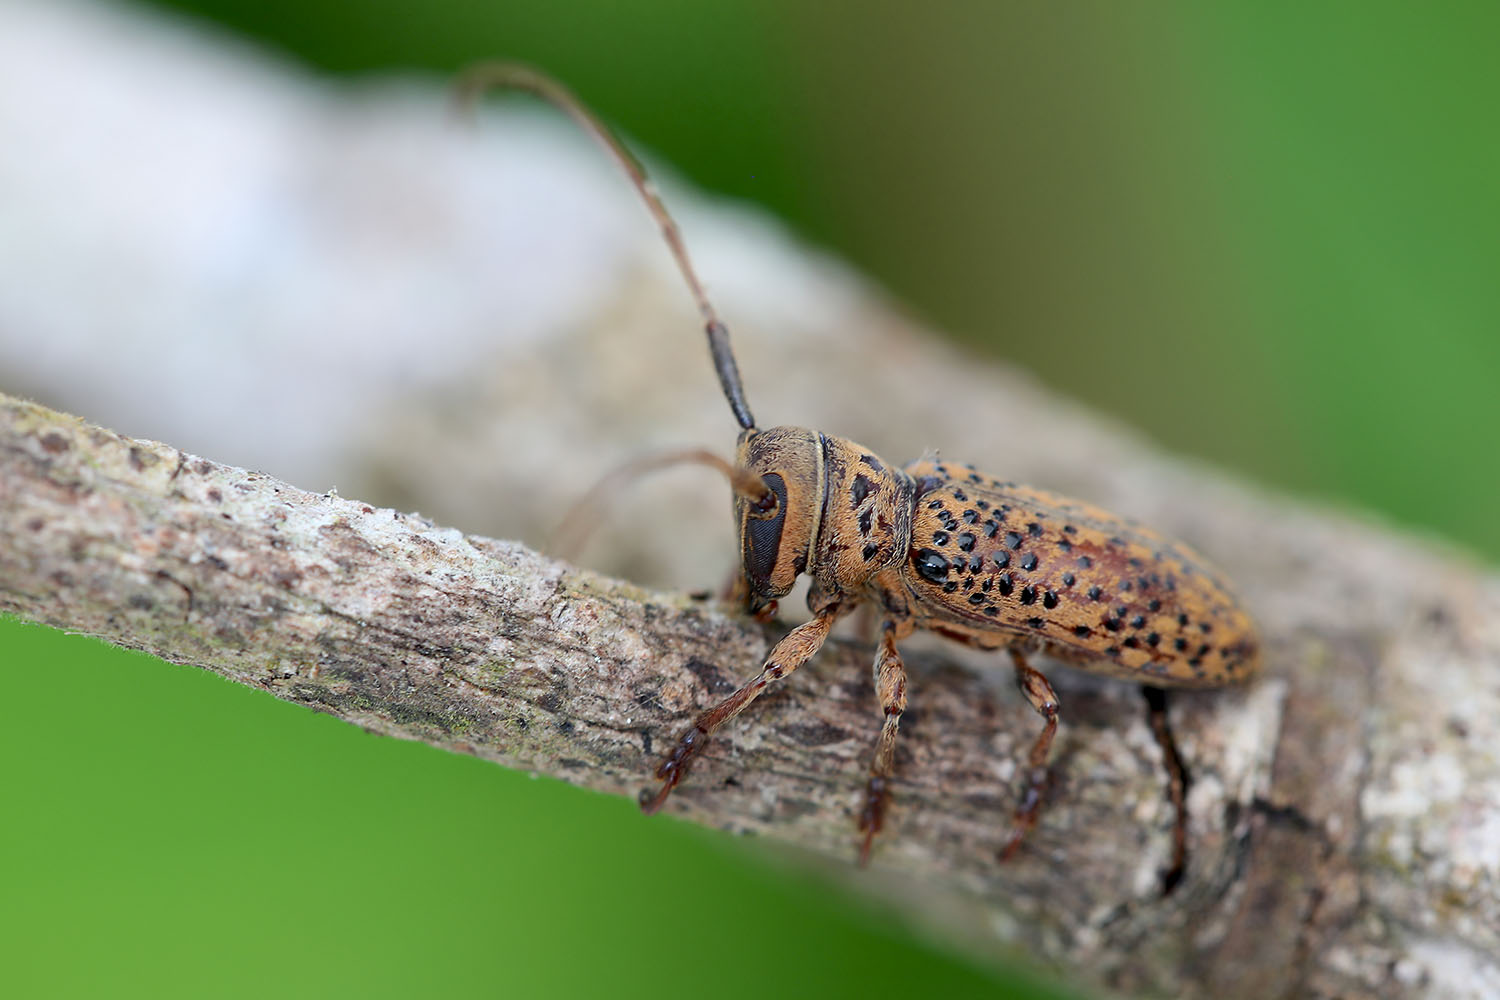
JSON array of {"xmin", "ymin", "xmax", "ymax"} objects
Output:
[
  {"xmin": 1000, "ymin": 647, "xmax": 1060, "ymax": 860},
  {"xmin": 640, "ymin": 605, "xmax": 840, "ymax": 814},
  {"xmin": 857, "ymin": 622, "xmax": 908, "ymax": 865}
]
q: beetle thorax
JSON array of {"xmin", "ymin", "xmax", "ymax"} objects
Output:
[{"xmin": 734, "ymin": 427, "xmax": 912, "ymax": 612}]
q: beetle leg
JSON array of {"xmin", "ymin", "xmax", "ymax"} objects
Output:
[
  {"xmin": 1000, "ymin": 648, "xmax": 1060, "ymax": 860},
  {"xmin": 857, "ymin": 622, "xmax": 908, "ymax": 865},
  {"xmin": 640, "ymin": 605, "xmax": 839, "ymax": 814},
  {"xmin": 1143, "ymin": 686, "xmax": 1191, "ymax": 894}
]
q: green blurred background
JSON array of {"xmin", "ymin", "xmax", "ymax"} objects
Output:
[{"xmin": 4, "ymin": 1, "xmax": 1497, "ymax": 997}]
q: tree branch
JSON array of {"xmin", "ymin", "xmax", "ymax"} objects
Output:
[{"xmin": 5, "ymin": 381, "xmax": 1497, "ymax": 998}]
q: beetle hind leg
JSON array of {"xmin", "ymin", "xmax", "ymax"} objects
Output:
[
  {"xmin": 857, "ymin": 623, "xmax": 908, "ymax": 865},
  {"xmin": 1000, "ymin": 647, "xmax": 1060, "ymax": 860},
  {"xmin": 1143, "ymin": 685, "xmax": 1191, "ymax": 894}
]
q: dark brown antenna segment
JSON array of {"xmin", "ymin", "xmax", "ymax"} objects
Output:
[{"xmin": 455, "ymin": 62, "xmax": 757, "ymax": 431}]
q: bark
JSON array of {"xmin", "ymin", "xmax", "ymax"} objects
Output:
[{"xmin": 4, "ymin": 387, "xmax": 1498, "ymax": 999}]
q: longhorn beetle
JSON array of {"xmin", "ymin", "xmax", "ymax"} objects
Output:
[{"xmin": 457, "ymin": 64, "xmax": 1261, "ymax": 875}]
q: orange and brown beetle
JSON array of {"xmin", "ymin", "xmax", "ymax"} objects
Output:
[{"xmin": 459, "ymin": 64, "xmax": 1260, "ymax": 874}]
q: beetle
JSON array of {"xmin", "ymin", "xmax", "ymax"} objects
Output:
[{"xmin": 458, "ymin": 64, "xmax": 1261, "ymax": 871}]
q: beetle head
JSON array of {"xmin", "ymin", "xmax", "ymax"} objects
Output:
[{"xmin": 733, "ymin": 426, "xmax": 824, "ymax": 618}]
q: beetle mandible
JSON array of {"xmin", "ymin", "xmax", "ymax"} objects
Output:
[{"xmin": 458, "ymin": 64, "xmax": 1260, "ymax": 870}]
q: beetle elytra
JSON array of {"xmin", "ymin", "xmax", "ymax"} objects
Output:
[{"xmin": 458, "ymin": 63, "xmax": 1261, "ymax": 875}]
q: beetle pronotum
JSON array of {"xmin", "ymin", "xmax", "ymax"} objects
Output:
[{"xmin": 457, "ymin": 63, "xmax": 1260, "ymax": 878}]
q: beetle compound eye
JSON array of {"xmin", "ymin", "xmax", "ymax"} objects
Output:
[{"xmin": 744, "ymin": 473, "xmax": 788, "ymax": 583}]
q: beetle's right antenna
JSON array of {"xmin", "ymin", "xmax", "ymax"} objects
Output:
[{"xmin": 455, "ymin": 62, "xmax": 757, "ymax": 432}]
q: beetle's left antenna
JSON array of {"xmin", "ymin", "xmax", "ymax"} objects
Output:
[{"xmin": 454, "ymin": 62, "xmax": 757, "ymax": 432}]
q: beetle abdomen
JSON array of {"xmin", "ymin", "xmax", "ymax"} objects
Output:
[{"xmin": 887, "ymin": 460, "xmax": 1258, "ymax": 687}]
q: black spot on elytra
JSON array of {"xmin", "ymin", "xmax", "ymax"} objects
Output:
[
  {"xmin": 1020, "ymin": 585, "xmax": 1037, "ymax": 605},
  {"xmin": 968, "ymin": 593, "xmax": 986, "ymax": 606},
  {"xmin": 1104, "ymin": 617, "xmax": 1123, "ymax": 632},
  {"xmin": 1078, "ymin": 555, "xmax": 1093, "ymax": 568},
  {"xmin": 932, "ymin": 530, "xmax": 950, "ymax": 545},
  {"xmin": 1020, "ymin": 553, "xmax": 1039, "ymax": 571},
  {"xmin": 859, "ymin": 508, "xmax": 874, "ymax": 535},
  {"xmin": 1027, "ymin": 522, "xmax": 1043, "ymax": 538},
  {"xmin": 1174, "ymin": 637, "xmax": 1189, "ymax": 652},
  {"xmin": 1043, "ymin": 591, "xmax": 1058, "ymax": 609},
  {"xmin": 943, "ymin": 581, "xmax": 958, "ymax": 593},
  {"xmin": 860, "ymin": 453, "xmax": 883, "ymax": 472},
  {"xmin": 1147, "ymin": 632, "xmax": 1160, "ymax": 646},
  {"xmin": 1061, "ymin": 572, "xmax": 1076, "ymax": 586},
  {"xmin": 1073, "ymin": 625, "xmax": 1092, "ymax": 638},
  {"xmin": 962, "ymin": 509, "xmax": 979, "ymax": 524},
  {"xmin": 1088, "ymin": 586, "xmax": 1103, "ymax": 601},
  {"xmin": 958, "ymin": 532, "xmax": 976, "ymax": 552},
  {"xmin": 913, "ymin": 549, "xmax": 950, "ymax": 583},
  {"xmin": 1131, "ymin": 615, "xmax": 1146, "ymax": 629},
  {"xmin": 862, "ymin": 542, "xmax": 880, "ymax": 561},
  {"xmin": 1148, "ymin": 599, "xmax": 1162, "ymax": 612},
  {"xmin": 997, "ymin": 573, "xmax": 1014, "ymax": 596},
  {"xmin": 1005, "ymin": 531, "xmax": 1024, "ymax": 549}
]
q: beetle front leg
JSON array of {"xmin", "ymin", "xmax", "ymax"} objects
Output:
[
  {"xmin": 640, "ymin": 605, "xmax": 839, "ymax": 814},
  {"xmin": 857, "ymin": 622, "xmax": 908, "ymax": 865},
  {"xmin": 1000, "ymin": 647, "xmax": 1060, "ymax": 860}
]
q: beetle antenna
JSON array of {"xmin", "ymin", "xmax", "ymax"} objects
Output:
[
  {"xmin": 455, "ymin": 62, "xmax": 757, "ymax": 431},
  {"xmin": 548, "ymin": 447, "xmax": 772, "ymax": 563}
]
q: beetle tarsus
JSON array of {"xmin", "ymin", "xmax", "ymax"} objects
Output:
[
  {"xmin": 857, "ymin": 776, "xmax": 888, "ymax": 867},
  {"xmin": 639, "ymin": 725, "xmax": 710, "ymax": 815}
]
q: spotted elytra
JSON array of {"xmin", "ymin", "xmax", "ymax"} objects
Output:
[{"xmin": 458, "ymin": 63, "xmax": 1261, "ymax": 878}]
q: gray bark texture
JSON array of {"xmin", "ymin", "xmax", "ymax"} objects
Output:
[
  {"xmin": 2, "ymin": 3, "xmax": 1499, "ymax": 998},
  {"xmin": 4, "ymin": 384, "xmax": 1498, "ymax": 999}
]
